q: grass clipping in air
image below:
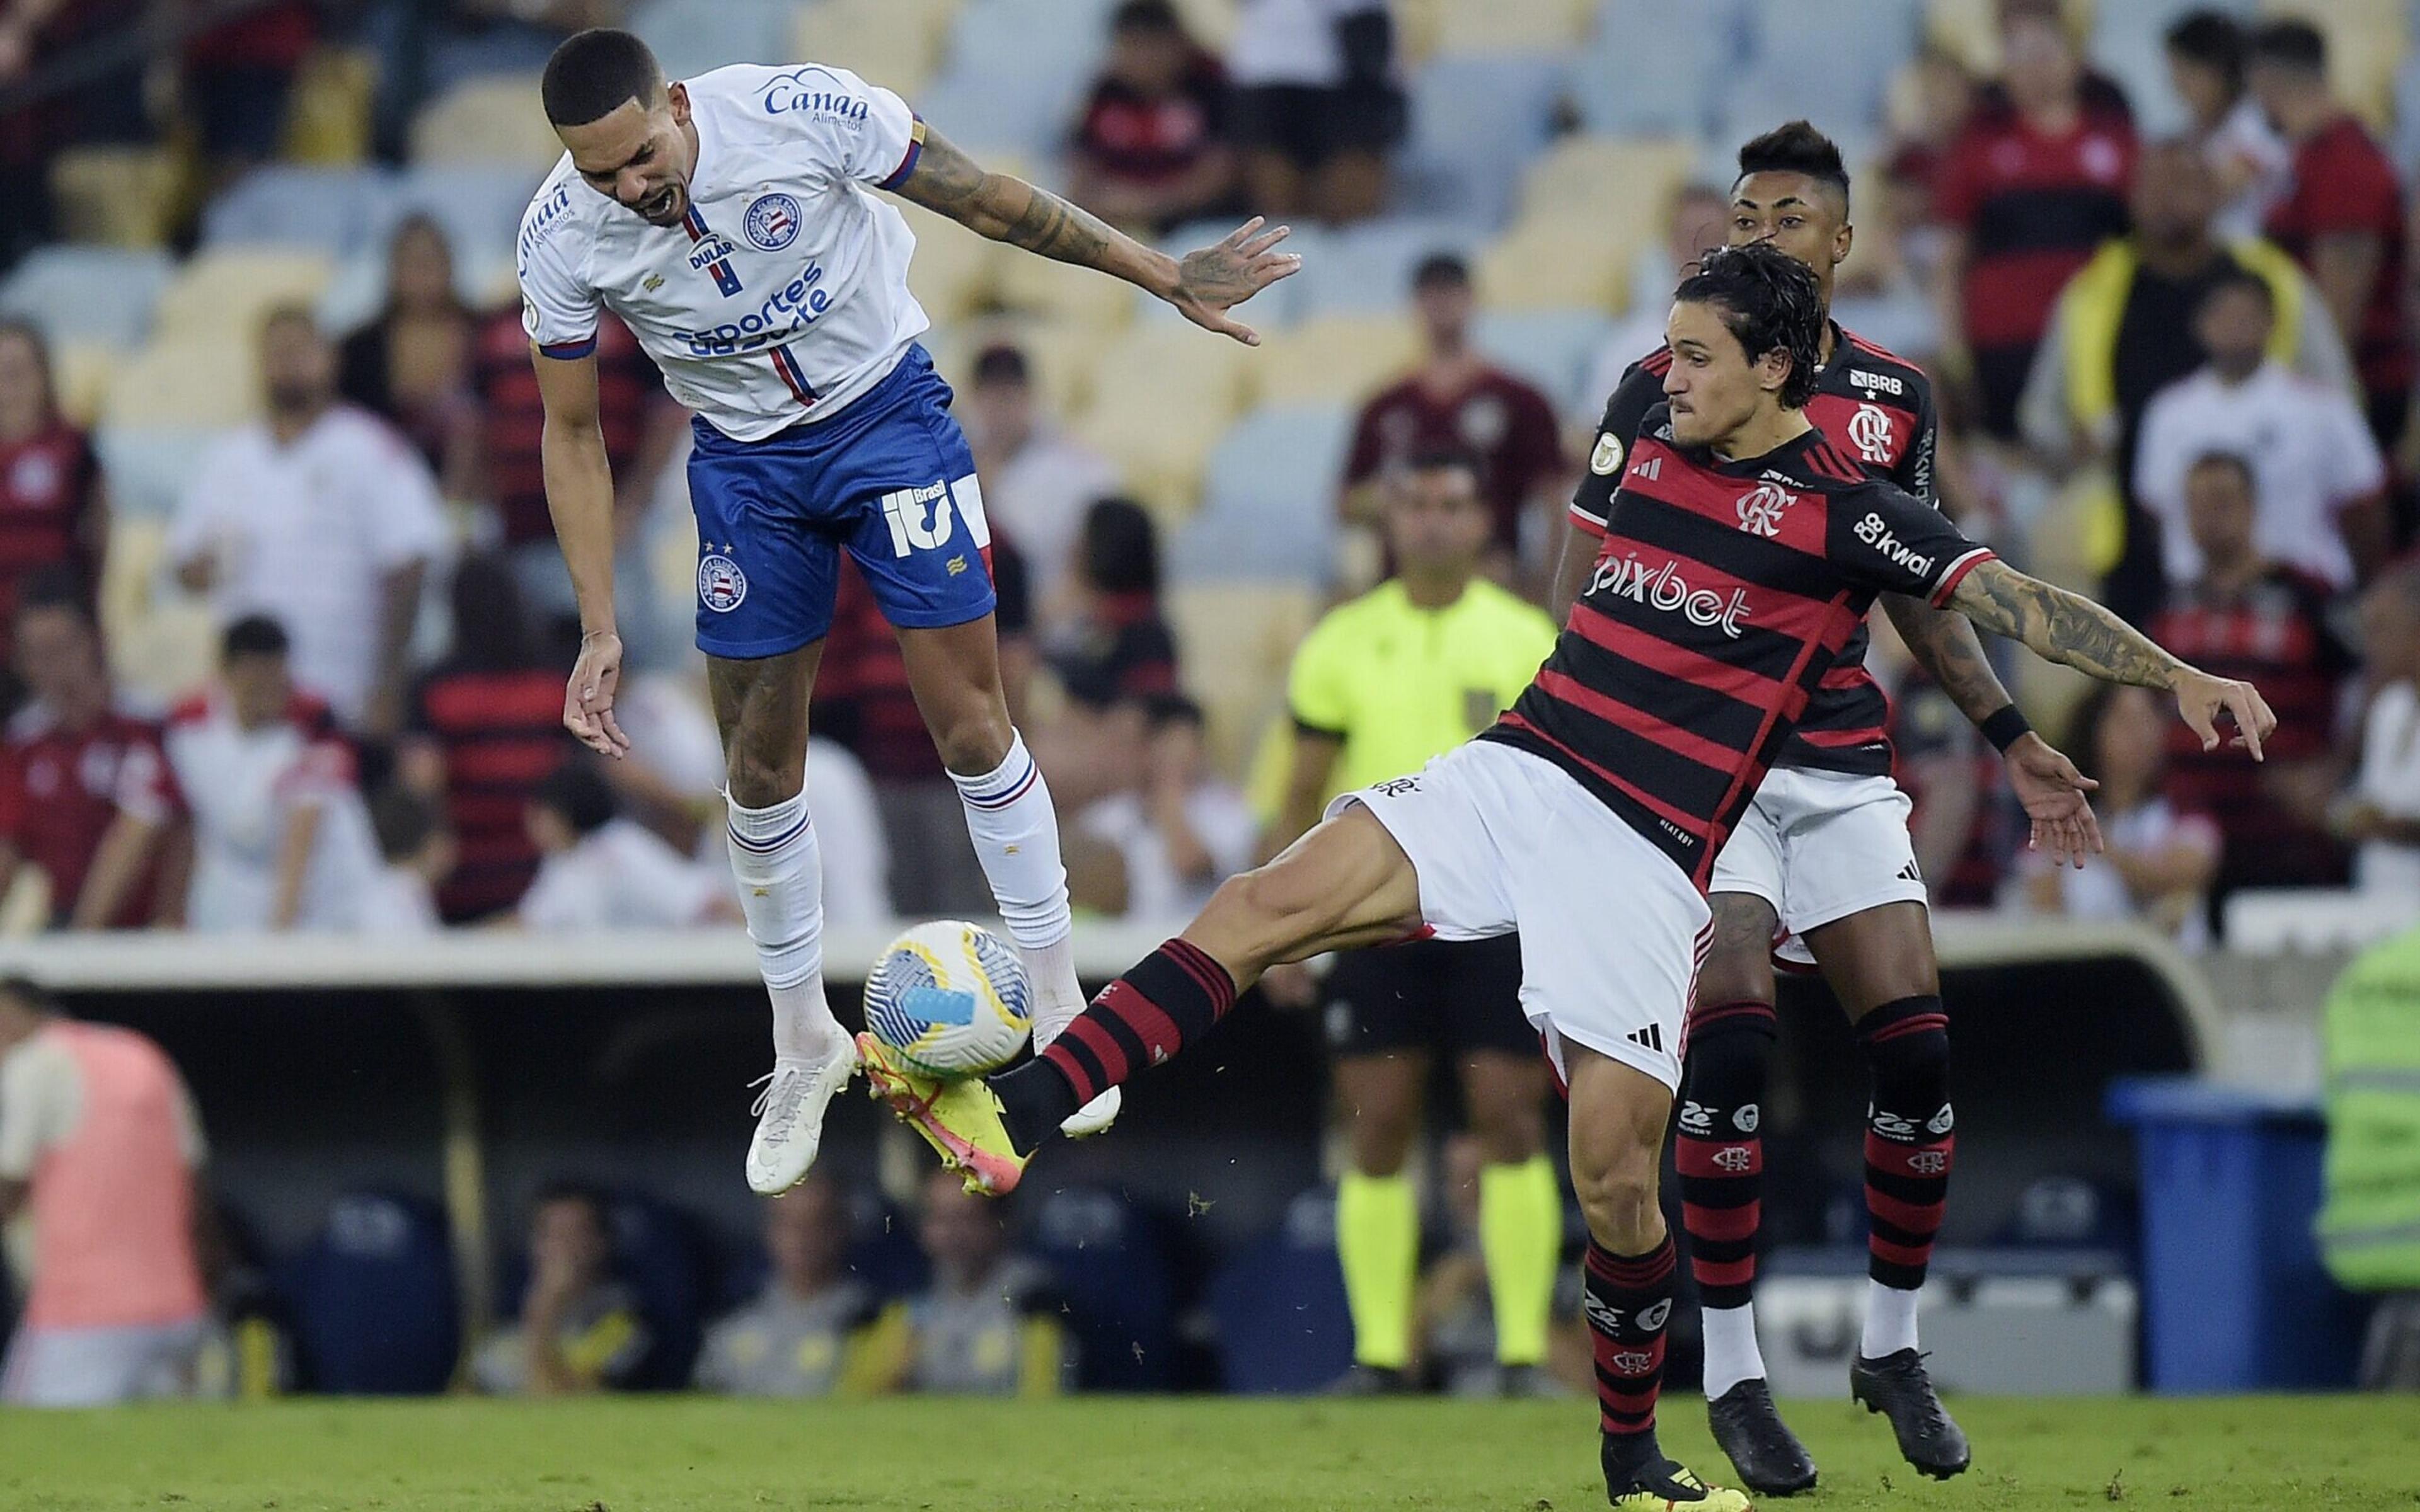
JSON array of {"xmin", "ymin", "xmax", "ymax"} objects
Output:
[{"xmin": 0, "ymin": 1395, "xmax": 2412, "ymax": 1510}]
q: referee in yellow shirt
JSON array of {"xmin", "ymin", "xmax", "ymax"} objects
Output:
[{"xmin": 1265, "ymin": 443, "xmax": 1562, "ymax": 1394}]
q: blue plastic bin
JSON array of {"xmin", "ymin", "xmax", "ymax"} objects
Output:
[{"xmin": 2105, "ymin": 1077, "xmax": 2365, "ymax": 1391}]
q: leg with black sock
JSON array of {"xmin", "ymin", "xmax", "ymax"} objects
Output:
[
  {"xmin": 991, "ymin": 935, "xmax": 1238, "ymax": 1151},
  {"xmin": 1849, "ymin": 992, "xmax": 1971, "ymax": 1479}
]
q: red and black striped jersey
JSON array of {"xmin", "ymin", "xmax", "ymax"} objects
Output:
[
  {"xmin": 1494, "ymin": 404, "xmax": 1992, "ymax": 888},
  {"xmin": 1572, "ymin": 324, "xmax": 1939, "ymax": 777}
]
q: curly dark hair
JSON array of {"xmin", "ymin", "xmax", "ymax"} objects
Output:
[{"xmin": 1674, "ymin": 242, "xmax": 1824, "ymax": 410}]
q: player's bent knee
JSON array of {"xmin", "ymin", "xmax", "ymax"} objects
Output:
[
  {"xmin": 1570, "ymin": 1155, "xmax": 1661, "ymax": 1252},
  {"xmin": 725, "ymin": 747, "xmax": 804, "ymax": 808},
  {"xmin": 928, "ymin": 708, "xmax": 1015, "ymax": 777},
  {"xmin": 1696, "ymin": 892, "xmax": 1781, "ymax": 1010}
]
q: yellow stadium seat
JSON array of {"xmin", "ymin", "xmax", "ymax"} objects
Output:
[
  {"xmin": 2262, "ymin": 0, "xmax": 2405, "ymax": 130},
  {"xmin": 1252, "ymin": 312, "xmax": 1418, "ymax": 406},
  {"xmin": 1166, "ymin": 581, "xmax": 1319, "ymax": 780},
  {"xmin": 892, "ymin": 199, "xmax": 1000, "ymax": 322},
  {"xmin": 49, "ymin": 147, "xmax": 179, "ymax": 248},
  {"xmin": 927, "ymin": 314, "xmax": 1099, "ymax": 419},
  {"xmin": 1088, "ymin": 321, "xmax": 1254, "ymax": 421},
  {"xmin": 1478, "ymin": 212, "xmax": 1633, "ymax": 312},
  {"xmin": 1071, "ymin": 389, "xmax": 1216, "ymax": 526},
  {"xmin": 791, "ymin": 0, "xmax": 957, "ymax": 96},
  {"xmin": 410, "ymin": 74, "xmax": 563, "ymax": 171},
  {"xmin": 1516, "ymin": 135, "xmax": 1697, "ymax": 230},
  {"xmin": 1432, "ymin": 0, "xmax": 1588, "ymax": 54},
  {"xmin": 149, "ymin": 248, "xmax": 336, "ymax": 343},
  {"xmin": 100, "ymin": 339, "xmax": 260, "ymax": 430},
  {"xmin": 284, "ymin": 47, "xmax": 377, "ymax": 164},
  {"xmin": 995, "ymin": 246, "xmax": 1139, "ymax": 333},
  {"xmin": 1168, "ymin": 0, "xmax": 1240, "ymax": 51},
  {"xmin": 98, "ymin": 515, "xmax": 218, "ymax": 707},
  {"xmin": 50, "ymin": 343, "xmax": 119, "ymax": 430}
]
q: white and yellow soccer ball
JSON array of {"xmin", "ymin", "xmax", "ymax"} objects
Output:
[{"xmin": 861, "ymin": 920, "xmax": 1034, "ymax": 1077}]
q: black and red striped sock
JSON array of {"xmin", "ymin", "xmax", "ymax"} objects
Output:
[
  {"xmin": 1857, "ymin": 995, "xmax": 1954, "ymax": 1291},
  {"xmin": 1583, "ymin": 1235, "xmax": 1675, "ymax": 1453},
  {"xmin": 988, "ymin": 938, "xmax": 1236, "ymax": 1151},
  {"xmin": 1674, "ymin": 1000, "xmax": 1775, "ymax": 1311}
]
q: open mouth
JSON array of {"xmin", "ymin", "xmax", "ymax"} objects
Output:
[{"xmin": 638, "ymin": 185, "xmax": 681, "ymax": 221}]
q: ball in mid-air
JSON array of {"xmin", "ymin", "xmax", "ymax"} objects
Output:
[{"xmin": 862, "ymin": 919, "xmax": 1034, "ymax": 1077}]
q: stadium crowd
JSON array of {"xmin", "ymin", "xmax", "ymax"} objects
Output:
[{"xmin": 7, "ymin": 0, "xmax": 2420, "ymax": 1406}]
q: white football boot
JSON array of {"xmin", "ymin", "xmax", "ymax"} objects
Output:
[{"xmin": 745, "ymin": 1035, "xmax": 857, "ymax": 1194}]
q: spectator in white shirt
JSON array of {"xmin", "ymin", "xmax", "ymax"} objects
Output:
[
  {"xmin": 2339, "ymin": 566, "xmax": 2420, "ymax": 893},
  {"xmin": 1071, "ymin": 694, "xmax": 1256, "ymax": 923},
  {"xmin": 959, "ymin": 344, "xmax": 1120, "ymax": 617},
  {"xmin": 169, "ymin": 306, "xmax": 450, "ymax": 738},
  {"xmin": 2133, "ymin": 269, "xmax": 2388, "ymax": 592},
  {"xmin": 2167, "ymin": 11, "xmax": 2292, "ymax": 241},
  {"xmin": 163, "ymin": 617, "xmax": 384, "ymax": 934},
  {"xmin": 517, "ymin": 760, "xmax": 735, "ymax": 931}
]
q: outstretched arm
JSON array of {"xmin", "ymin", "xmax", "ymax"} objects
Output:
[
  {"xmin": 1882, "ymin": 593, "xmax": 2100, "ymax": 867},
  {"xmin": 892, "ymin": 125, "xmax": 1299, "ymax": 344},
  {"xmin": 1947, "ymin": 558, "xmax": 2277, "ymax": 757}
]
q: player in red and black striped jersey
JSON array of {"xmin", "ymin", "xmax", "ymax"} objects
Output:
[
  {"xmin": 1547, "ymin": 123, "xmax": 2106, "ymax": 1493},
  {"xmin": 866, "ymin": 241, "xmax": 2273, "ymax": 1512}
]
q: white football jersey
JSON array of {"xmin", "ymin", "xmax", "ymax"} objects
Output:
[{"xmin": 517, "ymin": 62, "xmax": 933, "ymax": 442}]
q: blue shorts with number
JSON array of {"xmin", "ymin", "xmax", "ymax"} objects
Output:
[{"xmin": 687, "ymin": 345, "xmax": 997, "ymax": 658}]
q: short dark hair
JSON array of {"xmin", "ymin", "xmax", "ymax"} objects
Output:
[
  {"xmin": 1673, "ymin": 242, "xmax": 1824, "ymax": 410},
  {"xmin": 13, "ymin": 563, "xmax": 91, "ymax": 625},
  {"xmin": 1142, "ymin": 691, "xmax": 1204, "ymax": 731},
  {"xmin": 2186, "ymin": 450, "xmax": 2256, "ymax": 493},
  {"xmin": 972, "ymin": 343, "xmax": 1030, "ymax": 386},
  {"xmin": 1112, "ymin": 0, "xmax": 1183, "ymax": 34},
  {"xmin": 533, "ymin": 759, "xmax": 616, "ymax": 837},
  {"xmin": 222, "ymin": 615, "xmax": 290, "ymax": 662},
  {"xmin": 1412, "ymin": 252, "xmax": 1470, "ymax": 292},
  {"xmin": 368, "ymin": 782, "xmax": 443, "ymax": 863},
  {"xmin": 2167, "ymin": 11, "xmax": 2246, "ymax": 91},
  {"xmin": 1403, "ymin": 439, "xmax": 1489, "ymax": 495},
  {"xmin": 2199, "ymin": 265, "xmax": 2274, "ymax": 316},
  {"xmin": 2249, "ymin": 18, "xmax": 2326, "ymax": 76},
  {"xmin": 1734, "ymin": 120, "xmax": 1850, "ymax": 213},
  {"xmin": 448, "ymin": 553, "xmax": 536, "ymax": 672},
  {"xmin": 541, "ymin": 28, "xmax": 666, "ymax": 129},
  {"xmin": 1081, "ymin": 496, "xmax": 1160, "ymax": 595}
]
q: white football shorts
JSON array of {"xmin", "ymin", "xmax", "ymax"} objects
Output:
[{"xmin": 1710, "ymin": 764, "xmax": 1928, "ymax": 967}]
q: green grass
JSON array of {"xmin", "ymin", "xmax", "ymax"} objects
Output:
[{"xmin": 0, "ymin": 1395, "xmax": 2412, "ymax": 1511}]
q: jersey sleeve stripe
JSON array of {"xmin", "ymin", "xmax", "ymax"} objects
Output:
[
  {"xmin": 1567, "ymin": 500, "xmax": 1610, "ymax": 536},
  {"xmin": 879, "ymin": 115, "xmax": 928, "ymax": 190},
  {"xmin": 1927, "ymin": 547, "xmax": 1996, "ymax": 607},
  {"xmin": 538, "ymin": 338, "xmax": 598, "ymax": 360},
  {"xmin": 1291, "ymin": 714, "xmax": 1347, "ymax": 740}
]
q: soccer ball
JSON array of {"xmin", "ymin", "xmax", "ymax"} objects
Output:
[{"xmin": 861, "ymin": 920, "xmax": 1034, "ymax": 1077}]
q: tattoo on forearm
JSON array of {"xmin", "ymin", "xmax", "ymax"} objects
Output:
[
  {"xmin": 1952, "ymin": 561, "xmax": 2183, "ymax": 690},
  {"xmin": 897, "ymin": 129, "xmax": 1121, "ymax": 272},
  {"xmin": 999, "ymin": 185, "xmax": 1117, "ymax": 265},
  {"xmin": 1883, "ymin": 594, "xmax": 2012, "ymax": 724}
]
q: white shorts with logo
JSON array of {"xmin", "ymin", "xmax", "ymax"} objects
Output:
[
  {"xmin": 1327, "ymin": 740, "xmax": 1711, "ymax": 1091},
  {"xmin": 1, "ymin": 1315, "xmax": 208, "ymax": 1407},
  {"xmin": 1710, "ymin": 764, "xmax": 1928, "ymax": 966}
]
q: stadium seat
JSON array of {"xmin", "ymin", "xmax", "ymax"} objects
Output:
[
  {"xmin": 1178, "ymin": 403, "xmax": 1354, "ymax": 584},
  {"xmin": 1165, "ymin": 582, "xmax": 1319, "ymax": 776},
  {"xmin": 1568, "ymin": 0, "xmax": 1732, "ymax": 138},
  {"xmin": 1071, "ymin": 320, "xmax": 1253, "ymax": 521},
  {"xmin": 927, "ymin": 313, "xmax": 1098, "ymax": 416},
  {"xmin": 385, "ymin": 163, "xmax": 548, "ymax": 295},
  {"xmin": 1477, "ymin": 211, "xmax": 1634, "ymax": 312},
  {"xmin": 48, "ymin": 342, "xmax": 118, "ymax": 430},
  {"xmin": 1206, "ymin": 1189, "xmax": 1356, "ymax": 1393},
  {"xmin": 1473, "ymin": 306, "xmax": 1620, "ymax": 416},
  {"xmin": 200, "ymin": 166, "xmax": 393, "ymax": 258},
  {"xmin": 628, "ymin": 0, "xmax": 794, "ymax": 82},
  {"xmin": 100, "ymin": 338, "xmax": 262, "ymax": 432},
  {"xmin": 280, "ymin": 1191, "xmax": 461, "ymax": 1394},
  {"xmin": 0, "ymin": 246, "xmax": 174, "ymax": 349},
  {"xmin": 791, "ymin": 0, "xmax": 959, "ymax": 96},
  {"xmin": 1030, "ymin": 1187, "xmax": 1178, "ymax": 1391},
  {"xmin": 1396, "ymin": 54, "xmax": 1564, "ymax": 227},
  {"xmin": 2262, "ymin": 0, "xmax": 2406, "ymax": 129},
  {"xmin": 1282, "ymin": 218, "xmax": 1484, "ymax": 320},
  {"xmin": 48, "ymin": 147, "xmax": 178, "ymax": 247},
  {"xmin": 996, "ymin": 243, "xmax": 1139, "ymax": 332},
  {"xmin": 149, "ymin": 248, "xmax": 337, "ymax": 343},
  {"xmin": 1734, "ymin": 0, "xmax": 1920, "ymax": 130},
  {"xmin": 408, "ymin": 74, "xmax": 563, "ymax": 171},
  {"xmin": 1426, "ymin": 0, "xmax": 1591, "ymax": 54},
  {"xmin": 283, "ymin": 45, "xmax": 378, "ymax": 165},
  {"xmin": 93, "ymin": 513, "xmax": 217, "ymax": 703},
  {"xmin": 1252, "ymin": 313, "xmax": 1417, "ymax": 406},
  {"xmin": 919, "ymin": 0, "xmax": 1119, "ymax": 154},
  {"xmin": 1515, "ymin": 135, "xmax": 1698, "ymax": 232},
  {"xmin": 1170, "ymin": 0, "xmax": 1240, "ymax": 50},
  {"xmin": 892, "ymin": 199, "xmax": 1001, "ymax": 323}
]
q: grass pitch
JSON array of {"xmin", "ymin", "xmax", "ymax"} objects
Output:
[{"xmin": 0, "ymin": 1395, "xmax": 2411, "ymax": 1511}]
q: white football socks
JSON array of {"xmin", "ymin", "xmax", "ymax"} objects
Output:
[
  {"xmin": 1700, "ymin": 1303, "xmax": 1768, "ymax": 1400},
  {"xmin": 948, "ymin": 731, "xmax": 1086, "ymax": 1028},
  {"xmin": 1862, "ymin": 1280, "xmax": 1922, "ymax": 1359},
  {"xmin": 725, "ymin": 789, "xmax": 846, "ymax": 1064}
]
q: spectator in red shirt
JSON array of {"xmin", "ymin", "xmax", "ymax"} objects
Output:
[
  {"xmin": 468, "ymin": 305, "xmax": 681, "ymax": 662},
  {"xmin": 2150, "ymin": 450, "xmax": 2353, "ymax": 893},
  {"xmin": 0, "ymin": 321, "xmax": 103, "ymax": 682},
  {"xmin": 1887, "ymin": 662, "xmax": 2018, "ymax": 910},
  {"xmin": 399, "ymin": 554, "xmax": 570, "ymax": 923},
  {"xmin": 1936, "ymin": 2, "xmax": 2135, "ymax": 438},
  {"xmin": 2249, "ymin": 18, "xmax": 2411, "ymax": 449},
  {"xmin": 1068, "ymin": 0, "xmax": 1235, "ymax": 236},
  {"xmin": 1042, "ymin": 497, "xmax": 1178, "ymax": 709},
  {"xmin": 1339, "ymin": 253, "xmax": 1565, "ymax": 581},
  {"xmin": 339, "ymin": 215, "xmax": 480, "ymax": 487},
  {"xmin": 182, "ymin": 0, "xmax": 317, "ymax": 192},
  {"xmin": 0, "ymin": 568, "xmax": 176, "ymax": 930}
]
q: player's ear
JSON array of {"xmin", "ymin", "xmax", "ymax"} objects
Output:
[
  {"xmin": 667, "ymin": 81, "xmax": 691, "ymax": 125},
  {"xmin": 1755, "ymin": 345, "xmax": 1791, "ymax": 397},
  {"xmin": 1834, "ymin": 220, "xmax": 1854, "ymax": 268}
]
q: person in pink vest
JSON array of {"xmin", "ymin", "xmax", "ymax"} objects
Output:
[{"xmin": 0, "ymin": 978, "xmax": 210, "ymax": 1406}]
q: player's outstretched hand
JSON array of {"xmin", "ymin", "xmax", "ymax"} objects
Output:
[
  {"xmin": 1168, "ymin": 217, "xmax": 1303, "ymax": 346},
  {"xmin": 2003, "ymin": 732, "xmax": 2102, "ymax": 870},
  {"xmin": 565, "ymin": 629, "xmax": 631, "ymax": 759},
  {"xmin": 2172, "ymin": 668, "xmax": 2276, "ymax": 760}
]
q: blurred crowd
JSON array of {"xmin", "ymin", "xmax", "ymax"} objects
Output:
[{"xmin": 5, "ymin": 0, "xmax": 2420, "ymax": 953}]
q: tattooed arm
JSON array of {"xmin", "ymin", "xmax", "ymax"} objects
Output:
[
  {"xmin": 1883, "ymin": 593, "xmax": 2103, "ymax": 867},
  {"xmin": 892, "ymin": 125, "xmax": 1299, "ymax": 343},
  {"xmin": 1947, "ymin": 558, "xmax": 2278, "ymax": 757}
]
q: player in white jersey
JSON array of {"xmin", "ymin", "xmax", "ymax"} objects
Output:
[{"xmin": 520, "ymin": 29, "xmax": 1297, "ymax": 1195}]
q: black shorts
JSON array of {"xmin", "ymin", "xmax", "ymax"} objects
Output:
[
  {"xmin": 1322, "ymin": 934, "xmax": 1531, "ymax": 1058},
  {"xmin": 1230, "ymin": 83, "xmax": 1407, "ymax": 168}
]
